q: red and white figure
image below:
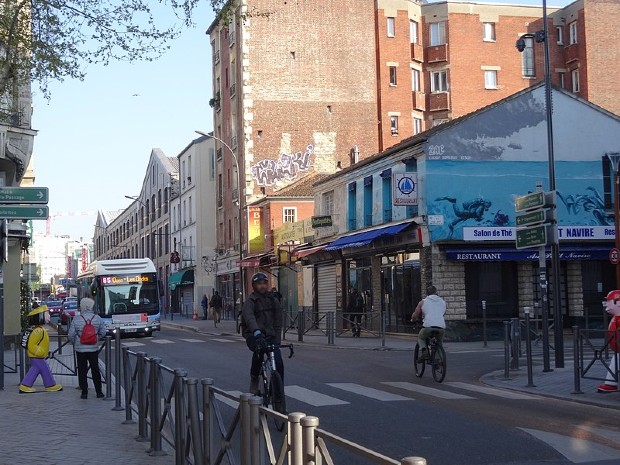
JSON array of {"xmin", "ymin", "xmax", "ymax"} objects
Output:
[{"xmin": 598, "ymin": 290, "xmax": 620, "ymax": 393}]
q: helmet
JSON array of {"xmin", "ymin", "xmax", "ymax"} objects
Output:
[
  {"xmin": 252, "ymin": 272, "xmax": 269, "ymax": 284},
  {"xmin": 27, "ymin": 304, "xmax": 48, "ymax": 326}
]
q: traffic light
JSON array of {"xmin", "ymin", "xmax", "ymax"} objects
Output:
[{"xmin": 0, "ymin": 219, "xmax": 7, "ymax": 263}]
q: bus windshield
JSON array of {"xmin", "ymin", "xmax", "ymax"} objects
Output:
[{"xmin": 99, "ymin": 273, "xmax": 159, "ymax": 316}]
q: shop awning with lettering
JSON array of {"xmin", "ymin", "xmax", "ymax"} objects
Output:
[
  {"xmin": 445, "ymin": 245, "xmax": 612, "ymax": 262},
  {"xmin": 324, "ymin": 221, "xmax": 414, "ymax": 251}
]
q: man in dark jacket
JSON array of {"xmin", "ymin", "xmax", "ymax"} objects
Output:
[
  {"xmin": 242, "ymin": 272, "xmax": 283, "ymax": 395},
  {"xmin": 348, "ymin": 288, "xmax": 365, "ymax": 337}
]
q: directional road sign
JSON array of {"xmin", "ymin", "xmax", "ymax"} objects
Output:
[
  {"xmin": 0, "ymin": 205, "xmax": 49, "ymax": 220},
  {"xmin": 516, "ymin": 209, "xmax": 557, "ymax": 227},
  {"xmin": 516, "ymin": 225, "xmax": 548, "ymax": 249},
  {"xmin": 0, "ymin": 187, "xmax": 49, "ymax": 204},
  {"xmin": 515, "ymin": 190, "xmax": 556, "ymax": 212}
]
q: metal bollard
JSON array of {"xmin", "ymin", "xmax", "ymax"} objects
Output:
[
  {"xmin": 18, "ymin": 343, "xmax": 24, "ymax": 380},
  {"xmin": 104, "ymin": 336, "xmax": 113, "ymax": 400},
  {"xmin": 482, "ymin": 300, "xmax": 488, "ymax": 347},
  {"xmin": 186, "ymin": 378, "xmax": 204, "ymax": 465},
  {"xmin": 149, "ymin": 357, "xmax": 166, "ymax": 456},
  {"xmin": 113, "ymin": 329, "xmax": 123, "ymax": 410},
  {"xmin": 503, "ymin": 321, "xmax": 511, "ymax": 379},
  {"xmin": 136, "ymin": 352, "xmax": 149, "ymax": 442},
  {"xmin": 248, "ymin": 396, "xmax": 262, "ymax": 465},
  {"xmin": 381, "ymin": 311, "xmax": 386, "ymax": 348},
  {"xmin": 297, "ymin": 309, "xmax": 304, "ymax": 342},
  {"xmin": 510, "ymin": 318, "xmax": 520, "ymax": 370},
  {"xmin": 201, "ymin": 378, "xmax": 215, "ymax": 465},
  {"xmin": 327, "ymin": 311, "xmax": 335, "ymax": 345},
  {"xmin": 288, "ymin": 412, "xmax": 306, "ymax": 465},
  {"xmin": 122, "ymin": 347, "xmax": 135, "ymax": 424},
  {"xmin": 400, "ymin": 458, "xmax": 427, "ymax": 465},
  {"xmin": 174, "ymin": 369, "xmax": 188, "ymax": 465},
  {"xmin": 301, "ymin": 416, "xmax": 319, "ymax": 465},
  {"xmin": 57, "ymin": 331, "xmax": 63, "ymax": 355},
  {"xmin": 572, "ymin": 326, "xmax": 583, "ymax": 394},
  {"xmin": 240, "ymin": 394, "xmax": 251, "ymax": 465},
  {"xmin": 524, "ymin": 309, "xmax": 535, "ymax": 387}
]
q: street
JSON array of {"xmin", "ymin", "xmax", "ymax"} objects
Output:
[{"xmin": 110, "ymin": 327, "xmax": 620, "ymax": 465}]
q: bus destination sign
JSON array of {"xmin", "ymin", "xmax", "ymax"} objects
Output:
[{"xmin": 101, "ymin": 275, "xmax": 154, "ymax": 285}]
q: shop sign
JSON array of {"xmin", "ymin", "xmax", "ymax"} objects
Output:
[
  {"xmin": 248, "ymin": 206, "xmax": 264, "ymax": 254},
  {"xmin": 312, "ymin": 215, "xmax": 333, "ymax": 228},
  {"xmin": 463, "ymin": 226, "xmax": 616, "ymax": 242},
  {"xmin": 393, "ymin": 173, "xmax": 418, "ymax": 205},
  {"xmin": 274, "ymin": 219, "xmax": 314, "ymax": 245}
]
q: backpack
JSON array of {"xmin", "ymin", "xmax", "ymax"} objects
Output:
[
  {"xmin": 21, "ymin": 328, "xmax": 32, "ymax": 349},
  {"xmin": 80, "ymin": 315, "xmax": 98, "ymax": 345}
]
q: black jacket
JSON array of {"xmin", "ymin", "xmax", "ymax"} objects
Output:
[{"xmin": 241, "ymin": 291, "xmax": 283, "ymax": 342}]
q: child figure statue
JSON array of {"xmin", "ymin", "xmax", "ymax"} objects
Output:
[
  {"xmin": 598, "ymin": 290, "xmax": 620, "ymax": 393},
  {"xmin": 19, "ymin": 305, "xmax": 63, "ymax": 393}
]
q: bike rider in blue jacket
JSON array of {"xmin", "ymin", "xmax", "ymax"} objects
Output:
[{"xmin": 241, "ymin": 272, "xmax": 284, "ymax": 395}]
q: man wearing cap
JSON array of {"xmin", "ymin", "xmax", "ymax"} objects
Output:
[
  {"xmin": 68, "ymin": 297, "xmax": 107, "ymax": 399},
  {"xmin": 241, "ymin": 272, "xmax": 283, "ymax": 395}
]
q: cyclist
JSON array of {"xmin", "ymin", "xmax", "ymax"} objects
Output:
[
  {"xmin": 241, "ymin": 272, "xmax": 284, "ymax": 395},
  {"xmin": 411, "ymin": 285, "xmax": 446, "ymax": 360}
]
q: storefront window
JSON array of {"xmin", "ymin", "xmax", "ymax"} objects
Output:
[
  {"xmin": 465, "ymin": 262, "xmax": 518, "ymax": 319},
  {"xmin": 381, "ymin": 252, "xmax": 421, "ymax": 332}
]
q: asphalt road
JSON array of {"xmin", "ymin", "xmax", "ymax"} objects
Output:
[{"xmin": 115, "ymin": 327, "xmax": 620, "ymax": 465}]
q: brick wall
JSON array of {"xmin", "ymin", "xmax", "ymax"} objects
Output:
[
  {"xmin": 431, "ymin": 249, "xmax": 467, "ymax": 320},
  {"xmin": 517, "ymin": 261, "xmax": 535, "ymax": 312},
  {"xmin": 566, "ymin": 261, "xmax": 584, "ymax": 317}
]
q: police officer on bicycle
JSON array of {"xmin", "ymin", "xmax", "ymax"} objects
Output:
[
  {"xmin": 242, "ymin": 272, "xmax": 284, "ymax": 395},
  {"xmin": 411, "ymin": 285, "xmax": 446, "ymax": 360}
]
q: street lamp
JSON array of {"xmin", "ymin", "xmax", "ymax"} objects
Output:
[
  {"xmin": 515, "ymin": 0, "xmax": 565, "ymax": 368},
  {"xmin": 125, "ymin": 195, "xmax": 154, "ymax": 259},
  {"xmin": 607, "ymin": 153, "xmax": 620, "ymax": 289},
  {"xmin": 195, "ymin": 130, "xmax": 245, "ymax": 304}
]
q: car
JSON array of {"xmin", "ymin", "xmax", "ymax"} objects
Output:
[
  {"xmin": 44, "ymin": 300, "xmax": 63, "ymax": 317},
  {"xmin": 60, "ymin": 300, "xmax": 79, "ymax": 325}
]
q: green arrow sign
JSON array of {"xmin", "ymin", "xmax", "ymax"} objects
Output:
[
  {"xmin": 515, "ymin": 192, "xmax": 544, "ymax": 212},
  {"xmin": 0, "ymin": 187, "xmax": 49, "ymax": 204},
  {"xmin": 516, "ymin": 209, "xmax": 546, "ymax": 227},
  {"xmin": 0, "ymin": 205, "xmax": 49, "ymax": 220},
  {"xmin": 516, "ymin": 225, "xmax": 547, "ymax": 249}
]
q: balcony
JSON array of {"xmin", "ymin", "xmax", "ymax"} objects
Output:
[
  {"xmin": 428, "ymin": 92, "xmax": 450, "ymax": 111},
  {"xmin": 412, "ymin": 91, "xmax": 425, "ymax": 111},
  {"xmin": 426, "ymin": 44, "xmax": 448, "ymax": 63},
  {"xmin": 410, "ymin": 43, "xmax": 424, "ymax": 63},
  {"xmin": 564, "ymin": 43, "xmax": 579, "ymax": 63}
]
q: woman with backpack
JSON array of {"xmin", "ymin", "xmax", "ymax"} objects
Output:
[{"xmin": 68, "ymin": 297, "xmax": 107, "ymax": 399}]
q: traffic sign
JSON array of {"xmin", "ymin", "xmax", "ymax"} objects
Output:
[
  {"xmin": 0, "ymin": 205, "xmax": 49, "ymax": 220},
  {"xmin": 516, "ymin": 209, "xmax": 557, "ymax": 227},
  {"xmin": 610, "ymin": 248, "xmax": 620, "ymax": 265},
  {"xmin": 515, "ymin": 190, "xmax": 556, "ymax": 212},
  {"xmin": 0, "ymin": 187, "xmax": 48, "ymax": 204},
  {"xmin": 516, "ymin": 225, "xmax": 558, "ymax": 249}
]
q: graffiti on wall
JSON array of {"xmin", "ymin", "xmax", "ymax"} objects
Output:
[{"xmin": 251, "ymin": 144, "xmax": 314, "ymax": 186}]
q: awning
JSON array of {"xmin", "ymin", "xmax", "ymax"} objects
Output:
[
  {"xmin": 324, "ymin": 222, "xmax": 413, "ymax": 251},
  {"xmin": 445, "ymin": 245, "xmax": 613, "ymax": 262},
  {"xmin": 293, "ymin": 245, "xmax": 326, "ymax": 258},
  {"xmin": 237, "ymin": 253, "xmax": 270, "ymax": 268},
  {"xmin": 169, "ymin": 269, "xmax": 194, "ymax": 289}
]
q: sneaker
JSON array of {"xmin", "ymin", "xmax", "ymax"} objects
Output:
[
  {"xmin": 45, "ymin": 384, "xmax": 63, "ymax": 392},
  {"xmin": 249, "ymin": 375, "xmax": 260, "ymax": 396},
  {"xmin": 96, "ymin": 392, "xmax": 105, "ymax": 399},
  {"xmin": 597, "ymin": 384, "xmax": 619, "ymax": 393},
  {"xmin": 19, "ymin": 384, "xmax": 36, "ymax": 393}
]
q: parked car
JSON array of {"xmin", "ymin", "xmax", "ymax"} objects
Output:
[
  {"xmin": 60, "ymin": 300, "xmax": 79, "ymax": 325},
  {"xmin": 45, "ymin": 300, "xmax": 63, "ymax": 317}
]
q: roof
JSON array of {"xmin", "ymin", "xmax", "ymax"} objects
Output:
[
  {"xmin": 271, "ymin": 173, "xmax": 330, "ymax": 198},
  {"xmin": 101, "ymin": 210, "xmax": 122, "ymax": 225},
  {"xmin": 167, "ymin": 157, "xmax": 179, "ymax": 172}
]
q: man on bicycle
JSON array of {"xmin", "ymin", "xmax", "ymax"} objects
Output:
[
  {"xmin": 411, "ymin": 285, "xmax": 446, "ymax": 360},
  {"xmin": 241, "ymin": 272, "xmax": 284, "ymax": 395}
]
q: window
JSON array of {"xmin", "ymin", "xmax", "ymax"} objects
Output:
[
  {"xmin": 484, "ymin": 70, "xmax": 498, "ymax": 89},
  {"xmin": 430, "ymin": 70, "xmax": 448, "ymax": 92},
  {"xmin": 572, "ymin": 69, "xmax": 580, "ymax": 93},
  {"xmin": 182, "ymin": 160, "xmax": 186, "ymax": 188},
  {"xmin": 387, "ymin": 17, "xmax": 395, "ymax": 37},
  {"xmin": 483, "ymin": 23, "xmax": 495, "ymax": 41},
  {"xmin": 188, "ymin": 155, "xmax": 192, "ymax": 184},
  {"xmin": 410, "ymin": 20, "xmax": 419, "ymax": 44},
  {"xmin": 210, "ymin": 148, "xmax": 216, "ymax": 180},
  {"xmin": 189, "ymin": 196, "xmax": 192, "ymax": 223},
  {"xmin": 389, "ymin": 66, "xmax": 397, "ymax": 86},
  {"xmin": 559, "ymin": 72, "xmax": 565, "ymax": 89},
  {"xmin": 382, "ymin": 174, "xmax": 392, "ymax": 222},
  {"xmin": 145, "ymin": 200, "xmax": 150, "ymax": 224},
  {"xmin": 322, "ymin": 190, "xmax": 334, "ymax": 215},
  {"xmin": 432, "ymin": 118, "xmax": 449, "ymax": 127},
  {"xmin": 521, "ymin": 37, "xmax": 535, "ymax": 77},
  {"xmin": 183, "ymin": 200, "xmax": 187, "ymax": 226},
  {"xmin": 556, "ymin": 26, "xmax": 564, "ymax": 45},
  {"xmin": 390, "ymin": 116, "xmax": 399, "ymax": 136},
  {"xmin": 569, "ymin": 21, "xmax": 577, "ymax": 45},
  {"xmin": 411, "ymin": 69, "xmax": 420, "ymax": 91},
  {"xmin": 348, "ymin": 183, "xmax": 357, "ymax": 230},
  {"xmin": 429, "ymin": 22, "xmax": 446, "ymax": 46},
  {"xmin": 283, "ymin": 207, "xmax": 297, "ymax": 223},
  {"xmin": 363, "ymin": 177, "xmax": 373, "ymax": 227},
  {"xmin": 413, "ymin": 117, "xmax": 422, "ymax": 135},
  {"xmin": 164, "ymin": 224, "xmax": 169, "ymax": 254}
]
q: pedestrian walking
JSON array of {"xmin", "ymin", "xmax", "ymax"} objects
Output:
[
  {"xmin": 348, "ymin": 288, "xmax": 365, "ymax": 337},
  {"xmin": 68, "ymin": 297, "xmax": 107, "ymax": 399},
  {"xmin": 209, "ymin": 291, "xmax": 223, "ymax": 326},
  {"xmin": 19, "ymin": 305, "xmax": 63, "ymax": 393},
  {"xmin": 201, "ymin": 294, "xmax": 209, "ymax": 320}
]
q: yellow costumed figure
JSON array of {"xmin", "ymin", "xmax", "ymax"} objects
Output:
[{"xmin": 19, "ymin": 305, "xmax": 63, "ymax": 393}]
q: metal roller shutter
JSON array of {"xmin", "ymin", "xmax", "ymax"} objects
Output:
[
  {"xmin": 182, "ymin": 287, "xmax": 194, "ymax": 316},
  {"xmin": 316, "ymin": 264, "xmax": 337, "ymax": 314}
]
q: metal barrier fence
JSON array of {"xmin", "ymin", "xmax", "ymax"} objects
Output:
[
  {"xmin": 115, "ymin": 340, "xmax": 426, "ymax": 465},
  {"xmin": 572, "ymin": 326, "xmax": 619, "ymax": 394}
]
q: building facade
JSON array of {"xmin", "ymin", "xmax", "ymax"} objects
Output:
[{"xmin": 169, "ymin": 135, "xmax": 217, "ymax": 317}]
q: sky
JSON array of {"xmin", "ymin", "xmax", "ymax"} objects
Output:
[{"xmin": 30, "ymin": 0, "xmax": 573, "ymax": 242}]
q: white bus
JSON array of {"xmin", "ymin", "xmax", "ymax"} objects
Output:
[{"xmin": 76, "ymin": 258, "xmax": 162, "ymax": 335}]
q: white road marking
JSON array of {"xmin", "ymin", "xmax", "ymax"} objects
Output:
[
  {"xmin": 212, "ymin": 338, "xmax": 236, "ymax": 343},
  {"xmin": 520, "ymin": 428, "xmax": 620, "ymax": 463},
  {"xmin": 179, "ymin": 338, "xmax": 204, "ymax": 343},
  {"xmin": 286, "ymin": 385, "xmax": 349, "ymax": 407},
  {"xmin": 576, "ymin": 425, "xmax": 620, "ymax": 443},
  {"xmin": 382, "ymin": 382, "xmax": 474, "ymax": 400},
  {"xmin": 121, "ymin": 341, "xmax": 145, "ymax": 347},
  {"xmin": 150, "ymin": 339, "xmax": 175, "ymax": 344},
  {"xmin": 326, "ymin": 383, "xmax": 411, "ymax": 401},
  {"xmin": 446, "ymin": 382, "xmax": 541, "ymax": 400}
]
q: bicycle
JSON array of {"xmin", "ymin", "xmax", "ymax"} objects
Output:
[
  {"xmin": 256, "ymin": 342, "xmax": 294, "ymax": 431},
  {"xmin": 413, "ymin": 325, "xmax": 447, "ymax": 383}
]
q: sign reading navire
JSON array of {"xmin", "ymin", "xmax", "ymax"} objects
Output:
[{"xmin": 463, "ymin": 226, "xmax": 615, "ymax": 241}]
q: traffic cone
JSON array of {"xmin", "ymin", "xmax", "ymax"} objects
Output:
[{"xmin": 192, "ymin": 309, "xmax": 198, "ymax": 320}]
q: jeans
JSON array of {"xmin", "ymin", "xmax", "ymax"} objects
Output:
[
  {"xmin": 417, "ymin": 327, "xmax": 445, "ymax": 351},
  {"xmin": 246, "ymin": 337, "xmax": 284, "ymax": 381},
  {"xmin": 76, "ymin": 351, "xmax": 103, "ymax": 395}
]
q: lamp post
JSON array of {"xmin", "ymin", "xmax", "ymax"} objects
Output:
[
  {"xmin": 607, "ymin": 153, "xmax": 620, "ymax": 289},
  {"xmin": 195, "ymin": 130, "xmax": 245, "ymax": 305},
  {"xmin": 125, "ymin": 195, "xmax": 154, "ymax": 259},
  {"xmin": 516, "ymin": 0, "xmax": 564, "ymax": 368}
]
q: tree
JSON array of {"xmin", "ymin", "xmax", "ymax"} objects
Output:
[{"xmin": 0, "ymin": 0, "xmax": 200, "ymax": 100}]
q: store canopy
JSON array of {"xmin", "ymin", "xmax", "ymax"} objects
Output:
[
  {"xmin": 445, "ymin": 245, "xmax": 612, "ymax": 262},
  {"xmin": 292, "ymin": 244, "xmax": 326, "ymax": 258},
  {"xmin": 169, "ymin": 269, "xmax": 194, "ymax": 290},
  {"xmin": 324, "ymin": 222, "xmax": 413, "ymax": 251}
]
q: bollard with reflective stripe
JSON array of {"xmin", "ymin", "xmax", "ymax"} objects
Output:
[
  {"xmin": 201, "ymin": 378, "xmax": 215, "ymax": 465},
  {"xmin": 288, "ymin": 412, "xmax": 306, "ymax": 465},
  {"xmin": 572, "ymin": 326, "xmax": 583, "ymax": 394},
  {"xmin": 136, "ymin": 352, "xmax": 149, "ymax": 442},
  {"xmin": 149, "ymin": 357, "xmax": 166, "ymax": 456},
  {"xmin": 301, "ymin": 416, "xmax": 319, "ymax": 465},
  {"xmin": 122, "ymin": 347, "xmax": 135, "ymax": 424},
  {"xmin": 174, "ymin": 369, "xmax": 188, "ymax": 465},
  {"xmin": 186, "ymin": 378, "xmax": 204, "ymax": 465},
  {"xmin": 401, "ymin": 458, "xmax": 427, "ymax": 465},
  {"xmin": 104, "ymin": 336, "xmax": 113, "ymax": 400}
]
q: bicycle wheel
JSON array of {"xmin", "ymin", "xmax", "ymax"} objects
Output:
[
  {"xmin": 260, "ymin": 373, "xmax": 270, "ymax": 408},
  {"xmin": 270, "ymin": 372, "xmax": 287, "ymax": 432},
  {"xmin": 414, "ymin": 343, "xmax": 425, "ymax": 378},
  {"xmin": 431, "ymin": 344, "xmax": 447, "ymax": 383}
]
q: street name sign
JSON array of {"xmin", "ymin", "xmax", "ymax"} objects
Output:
[
  {"xmin": 516, "ymin": 209, "xmax": 557, "ymax": 227},
  {"xmin": 0, "ymin": 205, "xmax": 49, "ymax": 220},
  {"xmin": 0, "ymin": 187, "xmax": 49, "ymax": 204},
  {"xmin": 515, "ymin": 192, "xmax": 544, "ymax": 212},
  {"xmin": 516, "ymin": 225, "xmax": 547, "ymax": 249}
]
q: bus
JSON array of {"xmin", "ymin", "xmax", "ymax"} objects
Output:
[{"xmin": 76, "ymin": 258, "xmax": 161, "ymax": 335}]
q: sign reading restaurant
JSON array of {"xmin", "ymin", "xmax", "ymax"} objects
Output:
[{"xmin": 463, "ymin": 226, "xmax": 616, "ymax": 241}]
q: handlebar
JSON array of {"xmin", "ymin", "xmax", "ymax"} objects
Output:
[{"xmin": 255, "ymin": 342, "xmax": 295, "ymax": 359}]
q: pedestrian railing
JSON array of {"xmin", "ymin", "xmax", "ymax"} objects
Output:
[{"xmin": 571, "ymin": 326, "xmax": 619, "ymax": 394}]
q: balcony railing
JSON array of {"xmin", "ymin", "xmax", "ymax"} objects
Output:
[
  {"xmin": 410, "ymin": 43, "xmax": 424, "ymax": 62},
  {"xmin": 0, "ymin": 110, "xmax": 25, "ymax": 128},
  {"xmin": 426, "ymin": 44, "xmax": 448, "ymax": 63},
  {"xmin": 412, "ymin": 91, "xmax": 425, "ymax": 111},
  {"xmin": 428, "ymin": 92, "xmax": 450, "ymax": 111}
]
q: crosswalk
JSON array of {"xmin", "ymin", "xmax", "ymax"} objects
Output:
[{"xmin": 113, "ymin": 337, "xmax": 238, "ymax": 348}]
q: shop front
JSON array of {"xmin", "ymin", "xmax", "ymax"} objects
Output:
[
  {"xmin": 215, "ymin": 256, "xmax": 241, "ymax": 320},
  {"xmin": 169, "ymin": 269, "xmax": 194, "ymax": 317}
]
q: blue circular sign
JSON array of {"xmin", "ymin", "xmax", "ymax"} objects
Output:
[{"xmin": 397, "ymin": 176, "xmax": 416, "ymax": 195}]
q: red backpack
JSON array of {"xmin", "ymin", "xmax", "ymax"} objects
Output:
[{"xmin": 80, "ymin": 316, "xmax": 98, "ymax": 345}]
